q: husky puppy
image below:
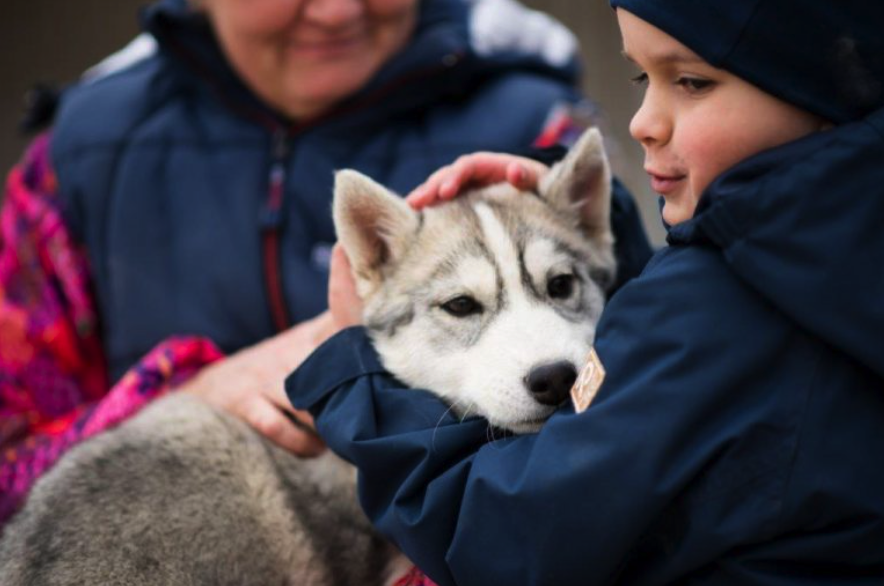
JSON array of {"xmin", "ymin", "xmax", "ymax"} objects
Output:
[
  {"xmin": 335, "ymin": 129, "xmax": 615, "ymax": 434},
  {"xmin": 0, "ymin": 128, "xmax": 614, "ymax": 586}
]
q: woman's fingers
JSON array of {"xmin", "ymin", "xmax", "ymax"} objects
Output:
[
  {"xmin": 246, "ymin": 398, "xmax": 326, "ymax": 457},
  {"xmin": 328, "ymin": 244, "xmax": 363, "ymax": 329},
  {"xmin": 177, "ymin": 319, "xmax": 334, "ymax": 456}
]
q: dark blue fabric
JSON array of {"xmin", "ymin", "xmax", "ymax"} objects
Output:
[
  {"xmin": 50, "ymin": 0, "xmax": 651, "ymax": 382},
  {"xmin": 672, "ymin": 107, "xmax": 884, "ymax": 379},
  {"xmin": 286, "ymin": 109, "xmax": 884, "ymax": 584},
  {"xmin": 610, "ymin": 0, "xmax": 884, "ymax": 124}
]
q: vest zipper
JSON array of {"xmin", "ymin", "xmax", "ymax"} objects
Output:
[
  {"xmin": 164, "ymin": 35, "xmax": 465, "ymax": 334},
  {"xmin": 256, "ymin": 53, "xmax": 466, "ymax": 333},
  {"xmin": 261, "ymin": 128, "xmax": 292, "ymax": 332}
]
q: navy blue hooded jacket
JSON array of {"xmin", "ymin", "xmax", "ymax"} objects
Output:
[
  {"xmin": 286, "ymin": 103, "xmax": 884, "ymax": 584},
  {"xmin": 49, "ymin": 0, "xmax": 652, "ymax": 381}
]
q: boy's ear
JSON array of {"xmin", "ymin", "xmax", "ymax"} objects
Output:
[
  {"xmin": 333, "ymin": 170, "xmax": 420, "ymax": 296},
  {"xmin": 538, "ymin": 127, "xmax": 612, "ymax": 243}
]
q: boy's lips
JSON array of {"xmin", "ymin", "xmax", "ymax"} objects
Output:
[{"xmin": 646, "ymin": 168, "xmax": 686, "ymax": 194}]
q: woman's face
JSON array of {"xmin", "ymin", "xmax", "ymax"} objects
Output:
[
  {"xmin": 618, "ymin": 9, "xmax": 826, "ymax": 225},
  {"xmin": 201, "ymin": 0, "xmax": 419, "ymax": 120}
]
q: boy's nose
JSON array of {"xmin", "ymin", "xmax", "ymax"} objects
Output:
[{"xmin": 629, "ymin": 93, "xmax": 670, "ymax": 147}]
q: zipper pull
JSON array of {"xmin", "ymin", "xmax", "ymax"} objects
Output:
[
  {"xmin": 262, "ymin": 129, "xmax": 289, "ymax": 230},
  {"xmin": 272, "ymin": 127, "xmax": 289, "ymax": 161}
]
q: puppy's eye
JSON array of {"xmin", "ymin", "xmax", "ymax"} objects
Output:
[
  {"xmin": 547, "ymin": 274, "xmax": 575, "ymax": 299},
  {"xmin": 440, "ymin": 295, "xmax": 483, "ymax": 317}
]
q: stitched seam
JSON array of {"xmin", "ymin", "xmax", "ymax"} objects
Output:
[
  {"xmin": 720, "ymin": 0, "xmax": 765, "ymax": 63},
  {"xmin": 770, "ymin": 342, "xmax": 824, "ymax": 536},
  {"xmin": 725, "ymin": 129, "xmax": 839, "ymax": 255}
]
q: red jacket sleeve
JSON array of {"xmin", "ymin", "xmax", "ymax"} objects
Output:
[{"xmin": 0, "ymin": 135, "xmax": 223, "ymax": 523}]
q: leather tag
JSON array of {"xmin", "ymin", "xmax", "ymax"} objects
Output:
[{"xmin": 570, "ymin": 348, "xmax": 606, "ymax": 414}]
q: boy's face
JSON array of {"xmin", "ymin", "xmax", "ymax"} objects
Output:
[{"xmin": 618, "ymin": 9, "xmax": 826, "ymax": 225}]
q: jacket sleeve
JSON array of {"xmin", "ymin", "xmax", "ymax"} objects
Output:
[
  {"xmin": 286, "ymin": 249, "xmax": 805, "ymax": 586},
  {"xmin": 0, "ymin": 135, "xmax": 223, "ymax": 523}
]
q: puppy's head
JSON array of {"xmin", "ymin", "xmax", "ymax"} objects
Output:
[{"xmin": 334, "ymin": 128, "xmax": 614, "ymax": 433}]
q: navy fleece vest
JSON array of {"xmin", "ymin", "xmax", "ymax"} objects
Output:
[{"xmin": 51, "ymin": 0, "xmax": 651, "ymax": 381}]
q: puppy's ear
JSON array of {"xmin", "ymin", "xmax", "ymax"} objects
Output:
[
  {"xmin": 333, "ymin": 170, "xmax": 420, "ymax": 296},
  {"xmin": 538, "ymin": 128, "xmax": 612, "ymax": 244}
]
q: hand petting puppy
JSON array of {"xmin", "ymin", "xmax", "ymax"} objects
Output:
[{"xmin": 407, "ymin": 153, "xmax": 549, "ymax": 209}]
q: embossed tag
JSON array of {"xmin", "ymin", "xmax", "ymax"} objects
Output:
[{"xmin": 570, "ymin": 348, "xmax": 606, "ymax": 414}]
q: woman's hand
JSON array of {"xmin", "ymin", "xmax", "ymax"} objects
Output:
[
  {"xmin": 328, "ymin": 243, "xmax": 364, "ymax": 330},
  {"xmin": 407, "ymin": 153, "xmax": 549, "ymax": 209},
  {"xmin": 178, "ymin": 312, "xmax": 339, "ymax": 456}
]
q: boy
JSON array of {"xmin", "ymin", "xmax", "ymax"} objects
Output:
[{"xmin": 287, "ymin": 1, "xmax": 884, "ymax": 584}]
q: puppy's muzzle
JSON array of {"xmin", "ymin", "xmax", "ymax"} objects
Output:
[{"xmin": 525, "ymin": 361, "xmax": 577, "ymax": 406}]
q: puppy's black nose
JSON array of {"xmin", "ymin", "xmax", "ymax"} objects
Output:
[{"xmin": 525, "ymin": 361, "xmax": 577, "ymax": 406}]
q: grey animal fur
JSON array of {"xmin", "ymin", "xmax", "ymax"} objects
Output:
[
  {"xmin": 0, "ymin": 394, "xmax": 399, "ymax": 586},
  {"xmin": 0, "ymin": 128, "xmax": 613, "ymax": 585}
]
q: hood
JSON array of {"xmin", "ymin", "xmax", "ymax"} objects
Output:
[
  {"xmin": 668, "ymin": 107, "xmax": 884, "ymax": 379},
  {"xmin": 136, "ymin": 0, "xmax": 580, "ymax": 128}
]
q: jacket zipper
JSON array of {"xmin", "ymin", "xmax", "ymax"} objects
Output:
[
  {"xmin": 257, "ymin": 53, "xmax": 465, "ymax": 332},
  {"xmin": 261, "ymin": 127, "xmax": 292, "ymax": 332},
  {"xmin": 164, "ymin": 33, "xmax": 465, "ymax": 334}
]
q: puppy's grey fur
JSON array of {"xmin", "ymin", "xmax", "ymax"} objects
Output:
[{"xmin": 0, "ymin": 128, "xmax": 614, "ymax": 585}]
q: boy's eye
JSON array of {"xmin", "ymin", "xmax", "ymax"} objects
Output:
[
  {"xmin": 440, "ymin": 295, "xmax": 483, "ymax": 318},
  {"xmin": 630, "ymin": 72, "xmax": 648, "ymax": 86},
  {"xmin": 677, "ymin": 77, "xmax": 715, "ymax": 92}
]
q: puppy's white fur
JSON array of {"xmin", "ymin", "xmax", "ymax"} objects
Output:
[{"xmin": 336, "ymin": 128, "xmax": 615, "ymax": 433}]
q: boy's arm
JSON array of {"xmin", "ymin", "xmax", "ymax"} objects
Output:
[
  {"xmin": 0, "ymin": 135, "xmax": 222, "ymax": 522},
  {"xmin": 286, "ymin": 326, "xmax": 663, "ymax": 586},
  {"xmin": 287, "ymin": 254, "xmax": 802, "ymax": 586}
]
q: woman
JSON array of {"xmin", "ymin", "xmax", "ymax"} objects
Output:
[{"xmin": 0, "ymin": 0, "xmax": 653, "ymax": 522}]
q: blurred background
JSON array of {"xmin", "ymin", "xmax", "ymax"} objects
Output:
[{"xmin": 0, "ymin": 0, "xmax": 663, "ymax": 244}]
